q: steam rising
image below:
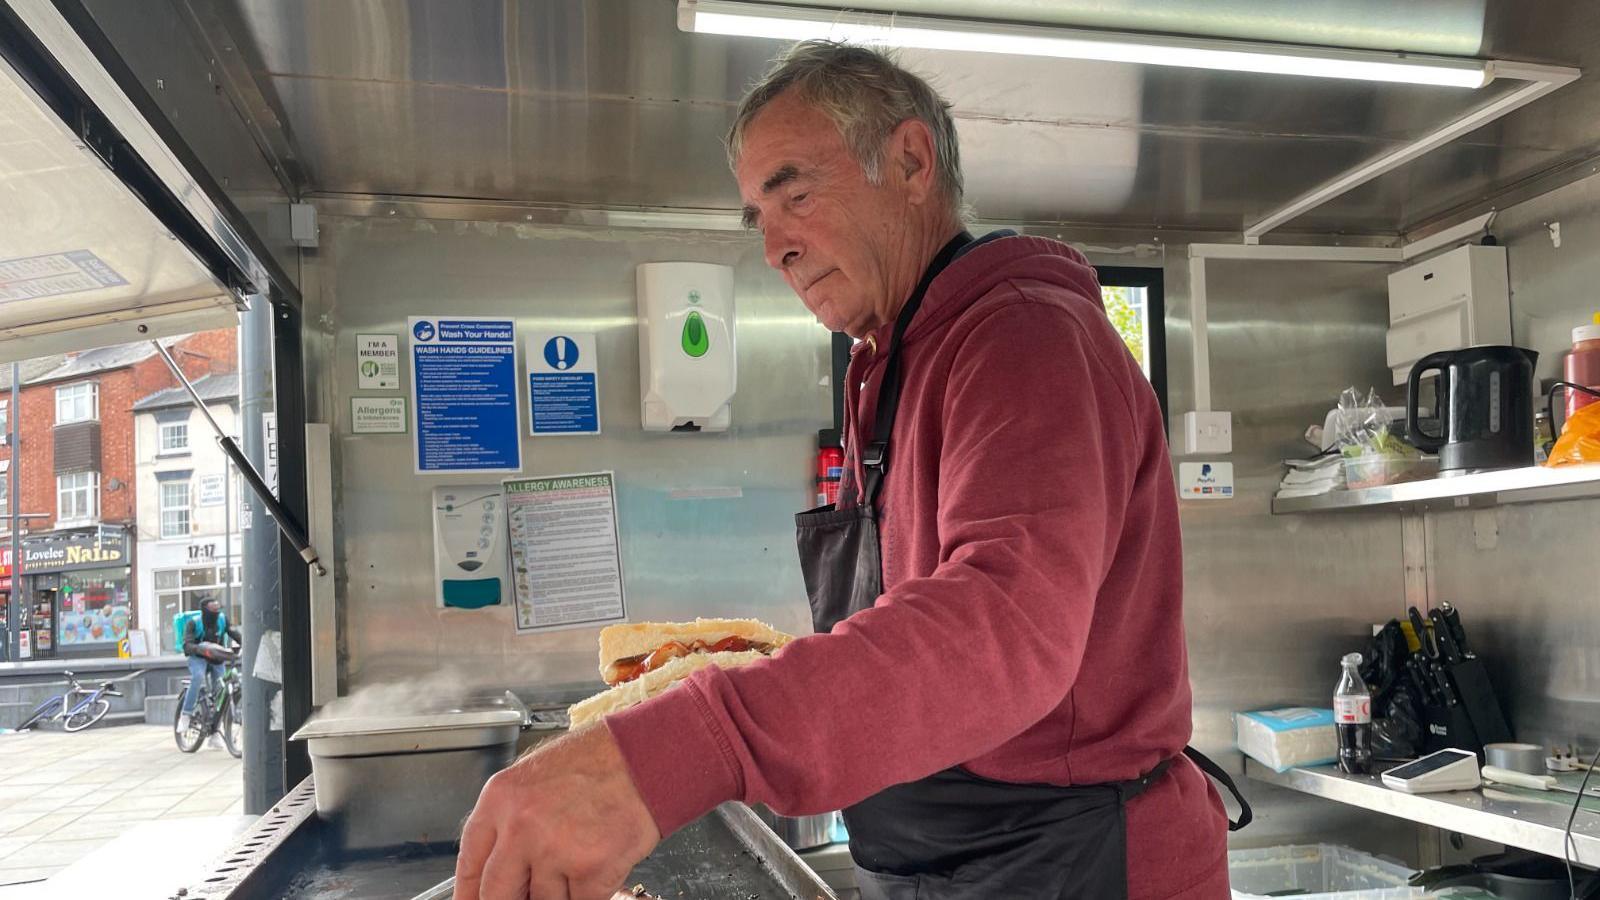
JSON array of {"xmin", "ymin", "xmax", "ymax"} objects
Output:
[{"xmin": 315, "ymin": 668, "xmax": 479, "ymax": 720}]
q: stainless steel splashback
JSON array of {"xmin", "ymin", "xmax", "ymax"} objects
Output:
[
  {"xmin": 301, "ymin": 214, "xmax": 828, "ymax": 695},
  {"xmin": 1167, "ymin": 255, "xmax": 1422, "ymax": 853},
  {"xmin": 1422, "ymin": 170, "xmax": 1600, "ymax": 753},
  {"xmin": 303, "ymin": 207, "xmax": 1427, "ymax": 853}
]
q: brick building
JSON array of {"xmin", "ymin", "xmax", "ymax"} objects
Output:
[
  {"xmin": 0, "ymin": 354, "xmax": 69, "ymax": 661},
  {"xmin": 0, "ymin": 330, "xmax": 236, "ymax": 660}
]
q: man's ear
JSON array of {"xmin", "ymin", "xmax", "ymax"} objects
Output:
[{"xmin": 887, "ymin": 118, "xmax": 940, "ymax": 206}]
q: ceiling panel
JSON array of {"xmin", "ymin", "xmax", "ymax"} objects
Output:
[{"xmin": 193, "ymin": 0, "xmax": 1600, "ymax": 235}]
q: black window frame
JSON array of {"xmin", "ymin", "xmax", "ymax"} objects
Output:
[{"xmin": 1095, "ymin": 265, "xmax": 1169, "ymax": 423}]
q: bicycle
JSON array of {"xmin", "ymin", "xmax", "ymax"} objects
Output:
[
  {"xmin": 173, "ymin": 645, "xmax": 242, "ymax": 758},
  {"xmin": 16, "ymin": 670, "xmax": 126, "ymax": 733}
]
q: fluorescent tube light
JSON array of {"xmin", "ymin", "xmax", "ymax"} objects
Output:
[{"xmin": 679, "ymin": 0, "xmax": 1492, "ymax": 88}]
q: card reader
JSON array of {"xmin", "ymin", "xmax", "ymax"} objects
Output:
[{"xmin": 1380, "ymin": 748, "xmax": 1481, "ymax": 794}]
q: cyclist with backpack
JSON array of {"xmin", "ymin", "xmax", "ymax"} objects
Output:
[{"xmin": 178, "ymin": 596, "xmax": 240, "ymax": 748}]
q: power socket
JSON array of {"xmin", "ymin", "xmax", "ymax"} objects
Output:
[{"xmin": 1183, "ymin": 411, "xmax": 1233, "ymax": 454}]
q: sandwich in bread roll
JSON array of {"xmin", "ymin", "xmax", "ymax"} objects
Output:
[{"xmin": 568, "ymin": 618, "xmax": 792, "ymax": 729}]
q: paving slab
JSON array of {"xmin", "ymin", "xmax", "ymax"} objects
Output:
[{"xmin": 0, "ymin": 725, "xmax": 242, "ymax": 887}]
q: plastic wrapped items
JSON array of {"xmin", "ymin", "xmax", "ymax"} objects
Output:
[
  {"xmin": 1336, "ymin": 387, "xmax": 1421, "ymax": 488},
  {"xmin": 1235, "ymin": 708, "xmax": 1337, "ymax": 772},
  {"xmin": 1547, "ymin": 399, "xmax": 1600, "ymax": 466}
]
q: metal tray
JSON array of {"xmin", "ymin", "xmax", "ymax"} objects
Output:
[
  {"xmin": 186, "ymin": 777, "xmax": 838, "ymax": 899},
  {"xmin": 292, "ymin": 690, "xmax": 528, "ymax": 756}
]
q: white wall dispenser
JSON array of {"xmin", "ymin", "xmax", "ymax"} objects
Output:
[
  {"xmin": 432, "ymin": 485, "xmax": 508, "ymax": 609},
  {"xmin": 636, "ymin": 262, "xmax": 737, "ymax": 432}
]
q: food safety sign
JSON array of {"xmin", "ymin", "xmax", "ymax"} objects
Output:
[
  {"xmin": 410, "ymin": 316, "xmax": 522, "ymax": 473},
  {"xmin": 526, "ymin": 331, "xmax": 600, "ymax": 435}
]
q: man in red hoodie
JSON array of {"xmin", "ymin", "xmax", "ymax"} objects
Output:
[{"xmin": 455, "ymin": 42, "xmax": 1243, "ymax": 900}]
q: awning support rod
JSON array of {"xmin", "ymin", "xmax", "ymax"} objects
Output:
[{"xmin": 151, "ymin": 340, "xmax": 327, "ymax": 577}]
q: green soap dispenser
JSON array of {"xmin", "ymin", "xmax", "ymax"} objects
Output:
[{"xmin": 682, "ymin": 310, "xmax": 710, "ymax": 358}]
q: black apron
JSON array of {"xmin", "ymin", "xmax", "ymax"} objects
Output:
[{"xmin": 794, "ymin": 233, "xmax": 1251, "ymax": 900}]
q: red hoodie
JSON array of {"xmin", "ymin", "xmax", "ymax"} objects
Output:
[{"xmin": 609, "ymin": 236, "xmax": 1229, "ymax": 898}]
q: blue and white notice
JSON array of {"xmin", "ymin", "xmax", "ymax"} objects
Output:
[
  {"xmin": 526, "ymin": 331, "xmax": 600, "ymax": 435},
  {"xmin": 409, "ymin": 316, "xmax": 523, "ymax": 473}
]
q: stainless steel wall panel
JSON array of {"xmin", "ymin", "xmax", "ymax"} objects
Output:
[
  {"xmin": 1165, "ymin": 256, "xmax": 1418, "ymax": 857},
  {"xmin": 1418, "ymin": 170, "xmax": 1600, "ymax": 753},
  {"xmin": 301, "ymin": 215, "xmax": 828, "ymax": 694},
  {"xmin": 305, "ymin": 204, "xmax": 1430, "ymax": 853}
]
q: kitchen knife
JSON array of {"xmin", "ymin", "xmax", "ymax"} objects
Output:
[
  {"xmin": 1405, "ymin": 656, "xmax": 1440, "ymax": 704},
  {"xmin": 1440, "ymin": 602, "xmax": 1472, "ymax": 656},
  {"xmin": 1408, "ymin": 607, "xmax": 1436, "ymax": 659},
  {"xmin": 1431, "ymin": 663, "xmax": 1459, "ymax": 707},
  {"xmin": 1430, "ymin": 608, "xmax": 1464, "ymax": 664}
]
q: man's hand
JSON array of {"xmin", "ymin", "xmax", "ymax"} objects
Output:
[{"xmin": 453, "ymin": 724, "xmax": 661, "ymax": 900}]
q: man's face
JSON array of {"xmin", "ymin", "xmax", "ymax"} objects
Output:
[
  {"xmin": 202, "ymin": 601, "xmax": 220, "ymax": 615},
  {"xmin": 735, "ymin": 92, "xmax": 925, "ymax": 338}
]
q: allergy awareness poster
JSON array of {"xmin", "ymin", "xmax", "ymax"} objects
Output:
[{"xmin": 503, "ymin": 472, "xmax": 628, "ymax": 633}]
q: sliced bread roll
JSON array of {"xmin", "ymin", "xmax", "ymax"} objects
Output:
[
  {"xmin": 598, "ymin": 618, "xmax": 794, "ymax": 684},
  {"xmin": 569, "ymin": 649, "xmax": 769, "ymax": 730}
]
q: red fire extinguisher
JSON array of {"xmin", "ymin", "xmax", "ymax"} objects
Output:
[{"xmin": 816, "ymin": 428, "xmax": 844, "ymax": 508}]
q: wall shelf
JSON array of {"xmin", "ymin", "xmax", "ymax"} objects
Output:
[
  {"xmin": 1246, "ymin": 760, "xmax": 1600, "ymax": 865},
  {"xmin": 1271, "ymin": 463, "xmax": 1600, "ymax": 514}
]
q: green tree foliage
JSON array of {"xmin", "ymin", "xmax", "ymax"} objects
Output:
[{"xmin": 1101, "ymin": 285, "xmax": 1145, "ymax": 369}]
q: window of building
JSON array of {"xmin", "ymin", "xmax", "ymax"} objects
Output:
[
  {"xmin": 55, "ymin": 382, "xmax": 98, "ymax": 424},
  {"xmin": 159, "ymin": 420, "xmax": 190, "ymax": 454},
  {"xmin": 160, "ymin": 480, "xmax": 191, "ymax": 539},
  {"xmin": 0, "ymin": 399, "xmax": 8, "ymax": 444},
  {"xmin": 1096, "ymin": 267, "xmax": 1168, "ymax": 419},
  {"xmin": 56, "ymin": 471, "xmax": 99, "ymax": 523},
  {"xmin": 0, "ymin": 461, "xmax": 8, "ymax": 518},
  {"xmin": 155, "ymin": 563, "xmax": 242, "ymax": 653}
]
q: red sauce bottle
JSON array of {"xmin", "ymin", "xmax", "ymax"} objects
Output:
[{"xmin": 1566, "ymin": 314, "xmax": 1600, "ymax": 420}]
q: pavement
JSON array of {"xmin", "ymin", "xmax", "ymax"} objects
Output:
[{"xmin": 0, "ymin": 724, "xmax": 245, "ymax": 888}]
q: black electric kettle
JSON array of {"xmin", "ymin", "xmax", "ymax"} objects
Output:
[{"xmin": 1406, "ymin": 346, "xmax": 1538, "ymax": 473}]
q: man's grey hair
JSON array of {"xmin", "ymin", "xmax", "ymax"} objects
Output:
[{"xmin": 727, "ymin": 40, "xmax": 965, "ymax": 220}]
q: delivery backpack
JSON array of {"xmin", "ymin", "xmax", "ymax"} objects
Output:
[{"xmin": 172, "ymin": 609, "xmax": 228, "ymax": 651}]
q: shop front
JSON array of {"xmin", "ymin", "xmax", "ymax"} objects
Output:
[
  {"xmin": 136, "ymin": 536, "xmax": 240, "ymax": 656},
  {"xmin": 21, "ymin": 527, "xmax": 134, "ymax": 660}
]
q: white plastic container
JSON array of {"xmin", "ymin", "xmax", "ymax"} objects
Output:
[
  {"xmin": 1342, "ymin": 452, "xmax": 1425, "ymax": 490},
  {"xmin": 1229, "ymin": 844, "xmax": 1423, "ymax": 900},
  {"xmin": 636, "ymin": 261, "xmax": 737, "ymax": 432}
]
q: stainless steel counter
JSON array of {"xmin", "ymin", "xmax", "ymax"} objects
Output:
[
  {"xmin": 1246, "ymin": 760, "xmax": 1600, "ymax": 864},
  {"xmin": 184, "ymin": 777, "xmax": 838, "ymax": 899}
]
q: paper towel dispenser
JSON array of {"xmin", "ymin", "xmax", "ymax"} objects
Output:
[{"xmin": 636, "ymin": 262, "xmax": 737, "ymax": 432}]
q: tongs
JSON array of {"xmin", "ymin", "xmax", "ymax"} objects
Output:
[{"xmin": 410, "ymin": 877, "xmax": 657, "ymax": 900}]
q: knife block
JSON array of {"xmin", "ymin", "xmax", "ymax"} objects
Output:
[
  {"xmin": 1419, "ymin": 696, "xmax": 1483, "ymax": 756},
  {"xmin": 1444, "ymin": 656, "xmax": 1513, "ymax": 748}
]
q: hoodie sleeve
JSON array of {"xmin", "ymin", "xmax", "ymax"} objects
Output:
[{"xmin": 607, "ymin": 293, "xmax": 1143, "ymax": 836}]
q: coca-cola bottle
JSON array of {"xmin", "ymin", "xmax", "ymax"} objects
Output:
[{"xmin": 1334, "ymin": 652, "xmax": 1373, "ymax": 775}]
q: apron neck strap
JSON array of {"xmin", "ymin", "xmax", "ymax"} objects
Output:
[{"xmin": 859, "ymin": 231, "xmax": 973, "ymax": 505}]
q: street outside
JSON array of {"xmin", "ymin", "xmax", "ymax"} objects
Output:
[{"xmin": 0, "ymin": 724, "xmax": 244, "ymax": 888}]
